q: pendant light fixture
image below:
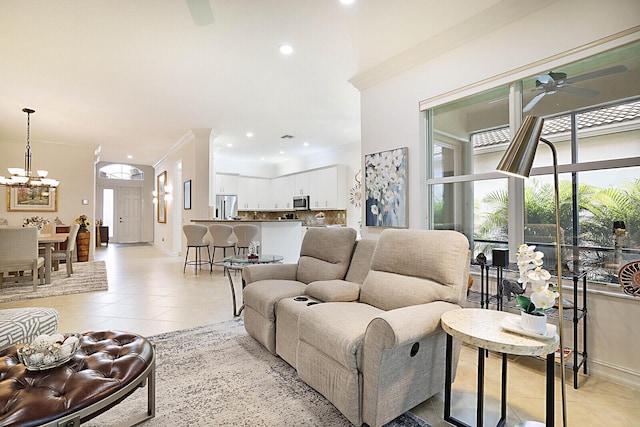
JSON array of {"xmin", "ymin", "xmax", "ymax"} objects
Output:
[{"xmin": 0, "ymin": 108, "xmax": 59, "ymax": 188}]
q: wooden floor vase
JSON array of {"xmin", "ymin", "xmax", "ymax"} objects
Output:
[{"xmin": 76, "ymin": 229, "xmax": 90, "ymax": 262}]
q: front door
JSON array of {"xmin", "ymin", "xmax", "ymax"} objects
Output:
[{"xmin": 118, "ymin": 187, "xmax": 141, "ymax": 243}]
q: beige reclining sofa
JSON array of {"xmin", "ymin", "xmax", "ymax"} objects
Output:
[{"xmin": 242, "ymin": 228, "xmax": 470, "ymax": 426}]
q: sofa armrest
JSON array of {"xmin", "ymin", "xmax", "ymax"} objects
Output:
[
  {"xmin": 365, "ymin": 302, "xmax": 461, "ymax": 350},
  {"xmin": 242, "ymin": 263, "xmax": 298, "ymax": 285},
  {"xmin": 361, "ymin": 302, "xmax": 462, "ymax": 426}
]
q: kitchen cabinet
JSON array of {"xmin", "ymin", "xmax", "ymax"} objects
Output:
[
  {"xmin": 272, "ymin": 175, "xmax": 294, "ymax": 210},
  {"xmin": 236, "ymin": 165, "xmax": 347, "ymax": 211},
  {"xmin": 238, "ymin": 177, "xmax": 271, "ymax": 210},
  {"xmin": 309, "ymin": 165, "xmax": 347, "ymax": 209},
  {"xmin": 294, "ymin": 172, "xmax": 311, "ymax": 196},
  {"xmin": 215, "ymin": 174, "xmax": 238, "ymax": 194}
]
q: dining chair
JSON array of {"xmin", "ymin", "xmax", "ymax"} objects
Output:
[
  {"xmin": 208, "ymin": 224, "xmax": 236, "ymax": 266},
  {"xmin": 183, "ymin": 224, "xmax": 212, "ymax": 274},
  {"xmin": 49, "ymin": 223, "xmax": 80, "ymax": 277},
  {"xmin": 0, "ymin": 228, "xmax": 44, "ymax": 291},
  {"xmin": 233, "ymin": 224, "xmax": 260, "ymax": 255}
]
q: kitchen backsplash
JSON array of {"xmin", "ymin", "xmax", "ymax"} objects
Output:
[{"xmin": 238, "ymin": 210, "xmax": 346, "ymax": 226}]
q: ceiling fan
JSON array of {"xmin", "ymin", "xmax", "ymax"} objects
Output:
[
  {"xmin": 523, "ymin": 64, "xmax": 628, "ymax": 112},
  {"xmin": 186, "ymin": 0, "xmax": 214, "ymax": 26}
]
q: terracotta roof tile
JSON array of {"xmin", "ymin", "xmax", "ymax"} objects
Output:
[{"xmin": 472, "ymin": 100, "xmax": 640, "ymax": 148}]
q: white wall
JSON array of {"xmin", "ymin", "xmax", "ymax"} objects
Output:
[
  {"xmin": 0, "ymin": 138, "xmax": 97, "ymax": 259},
  {"xmin": 154, "ymin": 130, "xmax": 212, "ymax": 256},
  {"xmin": 357, "ymin": 0, "xmax": 640, "ymax": 387}
]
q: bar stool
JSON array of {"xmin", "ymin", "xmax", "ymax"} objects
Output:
[
  {"xmin": 182, "ymin": 224, "xmax": 212, "ymax": 274},
  {"xmin": 233, "ymin": 224, "xmax": 260, "ymax": 255},
  {"xmin": 208, "ymin": 224, "xmax": 236, "ymax": 267}
]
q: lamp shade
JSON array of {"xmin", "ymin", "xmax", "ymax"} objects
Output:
[{"xmin": 496, "ymin": 115, "xmax": 545, "ymax": 178}]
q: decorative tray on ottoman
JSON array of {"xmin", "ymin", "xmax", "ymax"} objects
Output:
[{"xmin": 17, "ymin": 333, "xmax": 82, "ymax": 371}]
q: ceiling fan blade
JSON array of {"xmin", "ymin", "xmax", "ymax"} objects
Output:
[
  {"xmin": 558, "ymin": 85, "xmax": 600, "ymax": 98},
  {"xmin": 186, "ymin": 0, "xmax": 214, "ymax": 26},
  {"xmin": 535, "ymin": 74, "xmax": 555, "ymax": 85},
  {"xmin": 523, "ymin": 92, "xmax": 546, "ymax": 113},
  {"xmin": 564, "ymin": 64, "xmax": 627, "ymax": 85}
]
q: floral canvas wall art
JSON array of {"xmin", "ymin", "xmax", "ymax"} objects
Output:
[{"xmin": 364, "ymin": 147, "xmax": 408, "ymax": 228}]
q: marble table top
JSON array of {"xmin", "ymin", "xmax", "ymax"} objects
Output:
[{"xmin": 441, "ymin": 308, "xmax": 559, "ymax": 356}]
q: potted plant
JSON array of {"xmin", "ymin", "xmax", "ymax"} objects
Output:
[
  {"xmin": 74, "ymin": 215, "xmax": 92, "ymax": 232},
  {"xmin": 515, "ymin": 244, "xmax": 558, "ymax": 335}
]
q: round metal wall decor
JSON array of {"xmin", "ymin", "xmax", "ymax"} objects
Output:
[{"xmin": 618, "ymin": 260, "xmax": 640, "ymax": 297}]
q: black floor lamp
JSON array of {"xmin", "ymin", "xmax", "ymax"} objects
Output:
[{"xmin": 496, "ymin": 115, "xmax": 568, "ymax": 427}]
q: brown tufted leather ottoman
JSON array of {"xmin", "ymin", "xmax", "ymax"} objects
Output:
[{"xmin": 0, "ymin": 330, "xmax": 155, "ymax": 427}]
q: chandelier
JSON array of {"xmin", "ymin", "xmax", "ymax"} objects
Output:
[{"xmin": 0, "ymin": 108, "xmax": 59, "ymax": 188}]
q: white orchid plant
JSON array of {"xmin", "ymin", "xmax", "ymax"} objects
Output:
[
  {"xmin": 515, "ymin": 244, "xmax": 558, "ymax": 315},
  {"xmin": 23, "ymin": 216, "xmax": 50, "ymax": 230}
]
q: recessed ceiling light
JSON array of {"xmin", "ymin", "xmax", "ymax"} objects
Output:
[
  {"xmin": 303, "ymin": 142, "xmax": 309, "ymax": 146},
  {"xmin": 260, "ymin": 157, "xmax": 265, "ymax": 161},
  {"xmin": 127, "ymin": 155, "xmax": 133, "ymax": 159},
  {"xmin": 340, "ymin": 0, "xmax": 356, "ymax": 4},
  {"xmin": 246, "ymin": 132, "xmax": 253, "ymax": 138},
  {"xmin": 279, "ymin": 151, "xmax": 285, "ymax": 154},
  {"xmin": 279, "ymin": 44, "xmax": 293, "ymax": 55},
  {"xmin": 227, "ymin": 143, "xmax": 233, "ymax": 147}
]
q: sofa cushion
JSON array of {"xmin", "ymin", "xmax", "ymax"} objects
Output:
[
  {"xmin": 344, "ymin": 239, "xmax": 377, "ymax": 284},
  {"xmin": 305, "ymin": 280, "xmax": 360, "ymax": 302},
  {"xmin": 243, "ymin": 280, "xmax": 307, "ymax": 320},
  {"xmin": 361, "ymin": 271, "xmax": 457, "ymax": 311},
  {"xmin": 296, "ymin": 227, "xmax": 357, "ymax": 284},
  {"xmin": 298, "ymin": 302, "xmax": 383, "ymax": 370},
  {"xmin": 360, "ymin": 229, "xmax": 469, "ymax": 311}
]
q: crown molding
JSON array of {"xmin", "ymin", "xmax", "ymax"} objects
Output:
[
  {"xmin": 349, "ymin": 0, "xmax": 557, "ymax": 91},
  {"xmin": 153, "ymin": 130, "xmax": 196, "ymax": 168}
]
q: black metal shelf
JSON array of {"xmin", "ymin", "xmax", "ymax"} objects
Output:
[{"xmin": 468, "ymin": 263, "xmax": 588, "ymax": 389}]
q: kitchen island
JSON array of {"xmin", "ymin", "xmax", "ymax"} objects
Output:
[{"xmin": 191, "ymin": 219, "xmax": 302, "ymax": 263}]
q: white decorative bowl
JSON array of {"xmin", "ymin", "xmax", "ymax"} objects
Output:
[{"xmin": 17, "ymin": 333, "xmax": 82, "ymax": 371}]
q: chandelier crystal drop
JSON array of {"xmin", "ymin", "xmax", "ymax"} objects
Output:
[{"xmin": 0, "ymin": 108, "xmax": 59, "ymax": 188}]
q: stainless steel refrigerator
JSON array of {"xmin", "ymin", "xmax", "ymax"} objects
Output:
[{"xmin": 215, "ymin": 195, "xmax": 238, "ymax": 219}]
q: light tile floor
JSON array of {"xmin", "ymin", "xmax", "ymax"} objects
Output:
[{"xmin": 1, "ymin": 244, "xmax": 638, "ymax": 426}]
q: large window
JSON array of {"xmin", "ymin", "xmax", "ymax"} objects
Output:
[
  {"xmin": 99, "ymin": 164, "xmax": 144, "ymax": 180},
  {"xmin": 426, "ymin": 40, "xmax": 640, "ymax": 288}
]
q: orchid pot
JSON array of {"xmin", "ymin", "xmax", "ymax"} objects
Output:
[{"xmin": 520, "ymin": 311, "xmax": 548, "ymax": 335}]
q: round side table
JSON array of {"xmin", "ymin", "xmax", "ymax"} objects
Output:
[{"xmin": 441, "ymin": 308, "xmax": 559, "ymax": 427}]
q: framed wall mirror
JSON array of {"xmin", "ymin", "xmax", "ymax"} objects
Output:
[
  {"xmin": 184, "ymin": 179, "xmax": 191, "ymax": 210},
  {"xmin": 157, "ymin": 171, "xmax": 167, "ymax": 223}
]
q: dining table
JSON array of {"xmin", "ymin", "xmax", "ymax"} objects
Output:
[{"xmin": 38, "ymin": 233, "xmax": 69, "ymax": 284}]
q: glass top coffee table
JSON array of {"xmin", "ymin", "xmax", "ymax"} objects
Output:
[{"xmin": 223, "ymin": 254, "xmax": 284, "ymax": 316}]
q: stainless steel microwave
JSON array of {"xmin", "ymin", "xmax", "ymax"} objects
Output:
[{"xmin": 293, "ymin": 195, "xmax": 309, "ymax": 210}]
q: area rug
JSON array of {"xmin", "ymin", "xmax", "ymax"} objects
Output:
[
  {"xmin": 0, "ymin": 261, "xmax": 108, "ymax": 303},
  {"xmin": 87, "ymin": 319, "xmax": 431, "ymax": 427}
]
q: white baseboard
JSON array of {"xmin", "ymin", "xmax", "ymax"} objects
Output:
[
  {"xmin": 587, "ymin": 358, "xmax": 640, "ymax": 390},
  {"xmin": 153, "ymin": 243, "xmax": 179, "ymax": 257}
]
